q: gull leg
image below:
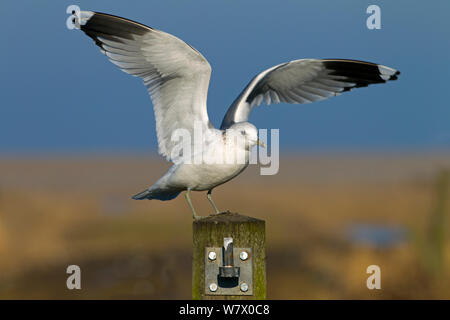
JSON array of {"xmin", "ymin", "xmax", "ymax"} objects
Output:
[
  {"xmin": 207, "ymin": 189, "xmax": 220, "ymax": 214},
  {"xmin": 185, "ymin": 188, "xmax": 202, "ymax": 220}
]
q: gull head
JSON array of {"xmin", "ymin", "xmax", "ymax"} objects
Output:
[{"xmin": 226, "ymin": 122, "xmax": 266, "ymax": 150}]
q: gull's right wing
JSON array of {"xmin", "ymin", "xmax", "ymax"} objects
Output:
[{"xmin": 221, "ymin": 59, "xmax": 399, "ymax": 129}]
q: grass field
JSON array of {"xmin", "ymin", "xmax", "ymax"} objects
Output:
[{"xmin": 0, "ymin": 152, "xmax": 449, "ymax": 299}]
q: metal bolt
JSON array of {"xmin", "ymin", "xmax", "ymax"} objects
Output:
[
  {"xmin": 209, "ymin": 283, "xmax": 218, "ymax": 292},
  {"xmin": 240, "ymin": 282, "xmax": 249, "ymax": 292},
  {"xmin": 239, "ymin": 251, "xmax": 249, "ymax": 261},
  {"xmin": 208, "ymin": 251, "xmax": 217, "ymax": 261}
]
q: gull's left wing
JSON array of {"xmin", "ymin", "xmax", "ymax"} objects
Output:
[
  {"xmin": 220, "ymin": 59, "xmax": 399, "ymax": 129},
  {"xmin": 74, "ymin": 11, "xmax": 213, "ymax": 162}
]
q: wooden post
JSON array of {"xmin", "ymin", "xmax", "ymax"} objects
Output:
[{"xmin": 192, "ymin": 212, "xmax": 266, "ymax": 300}]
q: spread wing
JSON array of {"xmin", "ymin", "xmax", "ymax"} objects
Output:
[
  {"xmin": 220, "ymin": 59, "xmax": 399, "ymax": 129},
  {"xmin": 75, "ymin": 11, "xmax": 212, "ymax": 161}
]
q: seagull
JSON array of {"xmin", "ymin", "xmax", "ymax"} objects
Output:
[{"xmin": 73, "ymin": 11, "xmax": 400, "ymax": 219}]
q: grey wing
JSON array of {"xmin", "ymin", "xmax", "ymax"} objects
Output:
[
  {"xmin": 220, "ymin": 59, "xmax": 400, "ymax": 129},
  {"xmin": 75, "ymin": 11, "xmax": 212, "ymax": 162}
]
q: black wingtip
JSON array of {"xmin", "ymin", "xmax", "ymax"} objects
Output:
[{"xmin": 388, "ymin": 70, "xmax": 400, "ymax": 81}]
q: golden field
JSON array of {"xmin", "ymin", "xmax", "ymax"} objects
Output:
[{"xmin": 0, "ymin": 152, "xmax": 449, "ymax": 299}]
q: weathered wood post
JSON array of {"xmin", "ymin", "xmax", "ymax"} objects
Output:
[{"xmin": 192, "ymin": 212, "xmax": 266, "ymax": 299}]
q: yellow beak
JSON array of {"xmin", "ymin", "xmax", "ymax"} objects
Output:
[{"xmin": 257, "ymin": 139, "xmax": 266, "ymax": 148}]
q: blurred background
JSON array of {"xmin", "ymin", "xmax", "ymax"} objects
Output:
[{"xmin": 0, "ymin": 0, "xmax": 449, "ymax": 299}]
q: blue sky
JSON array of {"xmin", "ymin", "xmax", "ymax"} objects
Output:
[{"xmin": 1, "ymin": 0, "xmax": 449, "ymax": 153}]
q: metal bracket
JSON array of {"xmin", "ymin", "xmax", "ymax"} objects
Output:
[{"xmin": 204, "ymin": 237, "xmax": 253, "ymax": 296}]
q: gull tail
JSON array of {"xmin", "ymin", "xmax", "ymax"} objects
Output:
[{"xmin": 132, "ymin": 188, "xmax": 181, "ymax": 201}]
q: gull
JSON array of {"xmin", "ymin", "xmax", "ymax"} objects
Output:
[{"xmin": 73, "ymin": 11, "xmax": 400, "ymax": 219}]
